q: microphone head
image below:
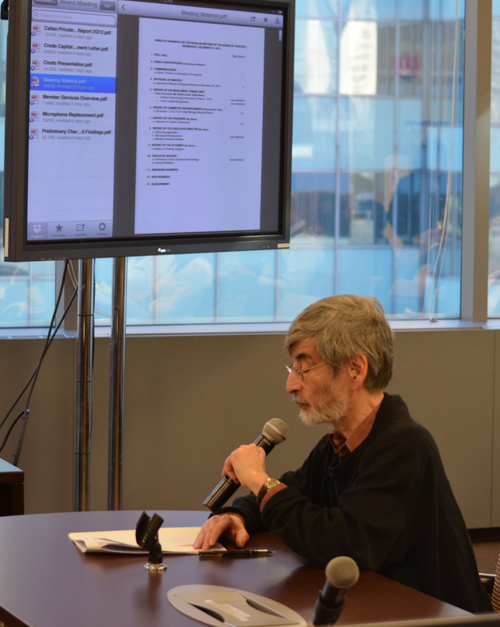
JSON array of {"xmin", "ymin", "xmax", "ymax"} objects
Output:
[
  {"xmin": 325, "ymin": 556, "xmax": 360, "ymax": 589},
  {"xmin": 263, "ymin": 418, "xmax": 289, "ymax": 444}
]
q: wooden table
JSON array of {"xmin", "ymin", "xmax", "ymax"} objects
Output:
[
  {"xmin": 0, "ymin": 458, "xmax": 23, "ymax": 516},
  {"xmin": 0, "ymin": 510, "xmax": 469, "ymax": 627}
]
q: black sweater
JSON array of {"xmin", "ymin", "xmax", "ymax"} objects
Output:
[{"xmin": 226, "ymin": 394, "xmax": 492, "ymax": 613}]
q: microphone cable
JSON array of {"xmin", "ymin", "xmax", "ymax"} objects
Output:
[{"xmin": 0, "ymin": 260, "xmax": 78, "ymax": 465}]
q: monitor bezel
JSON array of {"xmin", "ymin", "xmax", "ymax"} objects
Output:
[{"xmin": 3, "ymin": 0, "xmax": 294, "ymax": 261}]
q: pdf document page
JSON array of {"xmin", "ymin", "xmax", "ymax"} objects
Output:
[{"xmin": 134, "ymin": 18, "xmax": 265, "ymax": 234}]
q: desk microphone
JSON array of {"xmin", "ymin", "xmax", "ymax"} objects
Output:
[
  {"xmin": 312, "ymin": 556, "xmax": 360, "ymax": 626},
  {"xmin": 203, "ymin": 418, "xmax": 289, "ymax": 513}
]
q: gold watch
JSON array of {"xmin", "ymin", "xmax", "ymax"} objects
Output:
[{"xmin": 257, "ymin": 478, "xmax": 281, "ymax": 504}]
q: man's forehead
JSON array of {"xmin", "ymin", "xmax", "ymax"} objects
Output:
[{"xmin": 290, "ymin": 337, "xmax": 318, "ymax": 360}]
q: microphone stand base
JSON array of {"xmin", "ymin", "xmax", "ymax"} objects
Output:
[{"xmin": 144, "ymin": 562, "xmax": 167, "ymax": 572}]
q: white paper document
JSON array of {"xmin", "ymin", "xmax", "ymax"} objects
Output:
[
  {"xmin": 134, "ymin": 18, "xmax": 265, "ymax": 235},
  {"xmin": 69, "ymin": 526, "xmax": 225, "ymax": 555}
]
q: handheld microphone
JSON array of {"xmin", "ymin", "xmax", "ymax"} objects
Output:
[
  {"xmin": 312, "ymin": 556, "xmax": 360, "ymax": 626},
  {"xmin": 203, "ymin": 418, "xmax": 289, "ymax": 514}
]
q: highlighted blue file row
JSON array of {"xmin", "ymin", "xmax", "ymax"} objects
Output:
[{"xmin": 30, "ymin": 74, "xmax": 116, "ymax": 93}]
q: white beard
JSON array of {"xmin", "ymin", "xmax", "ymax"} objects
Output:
[{"xmin": 294, "ymin": 380, "xmax": 352, "ymax": 429}]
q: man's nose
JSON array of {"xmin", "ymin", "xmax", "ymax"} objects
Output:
[{"xmin": 286, "ymin": 371, "xmax": 301, "ymax": 394}]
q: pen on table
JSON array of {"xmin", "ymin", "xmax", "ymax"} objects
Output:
[{"xmin": 199, "ymin": 549, "xmax": 274, "ymax": 557}]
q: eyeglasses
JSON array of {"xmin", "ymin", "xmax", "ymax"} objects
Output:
[{"xmin": 285, "ymin": 362, "xmax": 328, "ymax": 381}]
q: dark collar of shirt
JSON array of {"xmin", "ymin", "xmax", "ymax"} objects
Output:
[{"xmin": 329, "ymin": 405, "xmax": 379, "ymax": 462}]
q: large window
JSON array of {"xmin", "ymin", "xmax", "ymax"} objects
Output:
[{"xmin": 0, "ymin": 0, "xmax": 476, "ymax": 328}]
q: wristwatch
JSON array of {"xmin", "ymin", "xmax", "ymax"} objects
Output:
[{"xmin": 257, "ymin": 478, "xmax": 281, "ymax": 505}]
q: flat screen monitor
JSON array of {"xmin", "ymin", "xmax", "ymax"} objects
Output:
[{"xmin": 3, "ymin": 0, "xmax": 294, "ymax": 260}]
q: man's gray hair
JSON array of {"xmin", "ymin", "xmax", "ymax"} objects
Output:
[{"xmin": 285, "ymin": 295, "xmax": 394, "ymax": 392}]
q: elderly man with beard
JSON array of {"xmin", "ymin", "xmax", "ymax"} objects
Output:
[{"xmin": 194, "ymin": 295, "xmax": 491, "ymax": 613}]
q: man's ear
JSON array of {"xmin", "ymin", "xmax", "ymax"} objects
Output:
[{"xmin": 348, "ymin": 353, "xmax": 368, "ymax": 385}]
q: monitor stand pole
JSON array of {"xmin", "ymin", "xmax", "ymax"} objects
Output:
[
  {"xmin": 74, "ymin": 258, "xmax": 127, "ymax": 511},
  {"xmin": 75, "ymin": 258, "xmax": 95, "ymax": 512},
  {"xmin": 108, "ymin": 257, "xmax": 127, "ymax": 510}
]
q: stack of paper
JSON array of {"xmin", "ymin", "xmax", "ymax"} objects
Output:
[{"xmin": 69, "ymin": 527, "xmax": 225, "ymax": 555}]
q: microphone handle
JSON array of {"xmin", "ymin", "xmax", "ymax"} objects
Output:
[
  {"xmin": 312, "ymin": 595, "xmax": 345, "ymax": 626},
  {"xmin": 203, "ymin": 435, "xmax": 275, "ymax": 513},
  {"xmin": 253, "ymin": 434, "xmax": 275, "ymax": 455},
  {"xmin": 203, "ymin": 476, "xmax": 240, "ymax": 513},
  {"xmin": 321, "ymin": 582, "xmax": 346, "ymax": 608}
]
